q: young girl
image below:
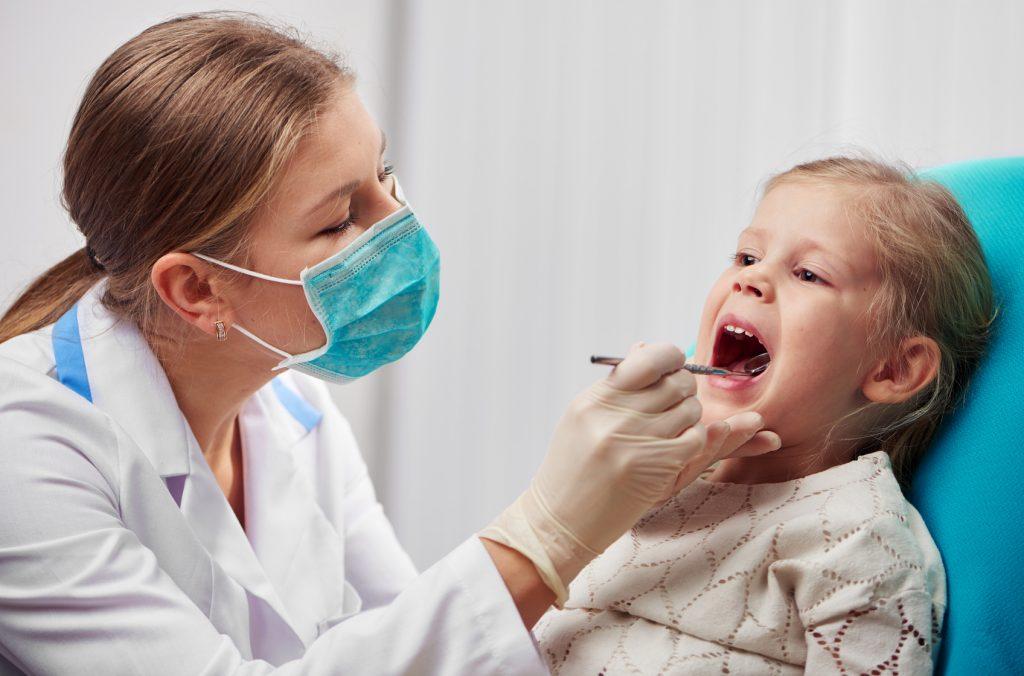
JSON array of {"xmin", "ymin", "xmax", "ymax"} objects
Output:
[{"xmin": 534, "ymin": 157, "xmax": 995, "ymax": 674}]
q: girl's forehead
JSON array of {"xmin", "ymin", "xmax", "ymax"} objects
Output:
[
  {"xmin": 743, "ymin": 183, "xmax": 880, "ymax": 280},
  {"xmin": 753, "ymin": 181, "xmax": 855, "ymax": 227}
]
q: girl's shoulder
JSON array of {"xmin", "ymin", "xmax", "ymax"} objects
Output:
[{"xmin": 775, "ymin": 453, "xmax": 945, "ymax": 628}]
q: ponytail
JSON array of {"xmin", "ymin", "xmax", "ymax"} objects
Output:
[
  {"xmin": 0, "ymin": 248, "xmax": 104, "ymax": 344},
  {"xmin": 0, "ymin": 13, "xmax": 348, "ymax": 347}
]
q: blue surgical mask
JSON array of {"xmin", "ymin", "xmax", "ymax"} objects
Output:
[{"xmin": 194, "ymin": 178, "xmax": 440, "ymax": 384}]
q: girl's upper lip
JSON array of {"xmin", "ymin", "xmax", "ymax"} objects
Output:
[{"xmin": 714, "ymin": 312, "xmax": 773, "ymax": 359}]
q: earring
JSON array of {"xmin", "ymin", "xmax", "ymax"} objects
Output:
[{"xmin": 214, "ymin": 320, "xmax": 227, "ymax": 341}]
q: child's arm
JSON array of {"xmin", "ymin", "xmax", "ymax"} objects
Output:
[
  {"xmin": 789, "ymin": 515, "xmax": 943, "ymax": 675},
  {"xmin": 802, "ymin": 587, "xmax": 937, "ymax": 674}
]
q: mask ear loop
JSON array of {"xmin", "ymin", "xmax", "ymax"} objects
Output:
[
  {"xmin": 212, "ymin": 300, "xmax": 297, "ymax": 370},
  {"xmin": 191, "ymin": 253, "xmax": 304, "ymax": 368},
  {"xmin": 231, "ymin": 324, "xmax": 296, "ymax": 370},
  {"xmin": 192, "ymin": 252, "xmax": 303, "ymax": 285}
]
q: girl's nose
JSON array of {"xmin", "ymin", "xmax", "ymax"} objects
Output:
[{"xmin": 732, "ymin": 270, "xmax": 774, "ymax": 301}]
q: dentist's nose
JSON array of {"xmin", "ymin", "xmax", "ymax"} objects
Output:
[
  {"xmin": 373, "ymin": 176, "xmax": 403, "ymax": 218},
  {"xmin": 360, "ymin": 175, "xmax": 403, "ymax": 226},
  {"xmin": 732, "ymin": 269, "xmax": 774, "ymax": 302}
]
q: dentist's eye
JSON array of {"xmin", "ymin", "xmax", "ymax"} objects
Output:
[
  {"xmin": 320, "ymin": 217, "xmax": 354, "ymax": 237},
  {"xmin": 378, "ymin": 162, "xmax": 394, "ymax": 183},
  {"xmin": 730, "ymin": 252, "xmax": 758, "ymax": 266}
]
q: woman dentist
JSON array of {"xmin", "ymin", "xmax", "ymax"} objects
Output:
[{"xmin": 0, "ymin": 14, "xmax": 777, "ymax": 675}]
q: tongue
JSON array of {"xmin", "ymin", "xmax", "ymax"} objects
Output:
[
  {"xmin": 726, "ymin": 352, "xmax": 772, "ymax": 375},
  {"xmin": 727, "ymin": 358, "xmax": 748, "ymax": 371}
]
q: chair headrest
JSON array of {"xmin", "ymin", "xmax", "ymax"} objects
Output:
[{"xmin": 908, "ymin": 157, "xmax": 1024, "ymax": 674}]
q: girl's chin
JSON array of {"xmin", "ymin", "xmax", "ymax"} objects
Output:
[
  {"xmin": 701, "ymin": 386, "xmax": 764, "ymax": 414},
  {"xmin": 699, "ymin": 402, "xmax": 745, "ymax": 427},
  {"xmin": 701, "ymin": 395, "xmax": 776, "ymax": 428}
]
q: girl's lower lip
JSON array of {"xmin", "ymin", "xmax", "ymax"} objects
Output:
[{"xmin": 706, "ymin": 366, "xmax": 769, "ymax": 391}]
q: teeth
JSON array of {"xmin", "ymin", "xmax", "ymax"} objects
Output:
[{"xmin": 723, "ymin": 324, "xmax": 756, "ymax": 339}]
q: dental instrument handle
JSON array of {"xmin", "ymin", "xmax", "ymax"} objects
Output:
[
  {"xmin": 589, "ymin": 355, "xmax": 739, "ymax": 377},
  {"xmin": 685, "ymin": 363, "xmax": 734, "ymax": 376}
]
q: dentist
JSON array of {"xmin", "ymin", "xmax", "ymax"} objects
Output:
[{"xmin": 0, "ymin": 14, "xmax": 776, "ymax": 675}]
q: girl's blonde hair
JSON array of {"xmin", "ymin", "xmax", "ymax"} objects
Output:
[
  {"xmin": 765, "ymin": 156, "xmax": 996, "ymax": 486},
  {"xmin": 0, "ymin": 12, "xmax": 350, "ymax": 343}
]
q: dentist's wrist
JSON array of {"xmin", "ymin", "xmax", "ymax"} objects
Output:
[
  {"xmin": 479, "ymin": 536, "xmax": 556, "ymax": 629},
  {"xmin": 479, "ymin": 486, "xmax": 599, "ymax": 610}
]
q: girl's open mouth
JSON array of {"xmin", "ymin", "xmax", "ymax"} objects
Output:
[{"xmin": 709, "ymin": 317, "xmax": 772, "ymax": 390}]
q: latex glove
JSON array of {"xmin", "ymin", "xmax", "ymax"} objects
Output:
[{"xmin": 480, "ymin": 342, "xmax": 773, "ymax": 606}]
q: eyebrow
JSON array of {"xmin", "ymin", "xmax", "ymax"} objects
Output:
[
  {"xmin": 304, "ymin": 129, "xmax": 388, "ymax": 218},
  {"xmin": 739, "ymin": 228, "xmax": 854, "ymax": 277},
  {"xmin": 794, "ymin": 238, "xmax": 853, "ymax": 277}
]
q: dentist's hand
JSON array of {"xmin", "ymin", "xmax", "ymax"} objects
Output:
[{"xmin": 480, "ymin": 342, "xmax": 774, "ymax": 608}]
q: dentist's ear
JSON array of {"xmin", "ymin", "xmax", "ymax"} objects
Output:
[
  {"xmin": 151, "ymin": 252, "xmax": 237, "ymax": 338},
  {"xmin": 862, "ymin": 336, "xmax": 941, "ymax": 404}
]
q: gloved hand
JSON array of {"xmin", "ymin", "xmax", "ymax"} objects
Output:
[{"xmin": 480, "ymin": 342, "xmax": 777, "ymax": 606}]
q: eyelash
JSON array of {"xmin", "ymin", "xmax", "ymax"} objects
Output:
[
  {"xmin": 318, "ymin": 162, "xmax": 396, "ymax": 237},
  {"xmin": 730, "ymin": 252, "xmax": 825, "ymax": 285}
]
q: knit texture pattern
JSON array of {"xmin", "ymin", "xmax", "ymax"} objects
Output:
[{"xmin": 535, "ymin": 452, "xmax": 945, "ymax": 675}]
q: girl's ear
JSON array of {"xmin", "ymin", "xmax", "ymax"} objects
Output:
[{"xmin": 862, "ymin": 336, "xmax": 941, "ymax": 404}]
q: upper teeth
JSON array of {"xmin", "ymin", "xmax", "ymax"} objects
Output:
[{"xmin": 724, "ymin": 324, "xmax": 755, "ymax": 338}]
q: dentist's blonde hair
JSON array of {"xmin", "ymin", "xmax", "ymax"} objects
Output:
[
  {"xmin": 0, "ymin": 12, "xmax": 350, "ymax": 343},
  {"xmin": 765, "ymin": 156, "xmax": 996, "ymax": 486}
]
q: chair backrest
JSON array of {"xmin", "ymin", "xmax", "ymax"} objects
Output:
[{"xmin": 908, "ymin": 157, "xmax": 1024, "ymax": 674}]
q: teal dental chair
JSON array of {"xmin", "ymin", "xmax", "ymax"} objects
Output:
[{"xmin": 907, "ymin": 157, "xmax": 1023, "ymax": 674}]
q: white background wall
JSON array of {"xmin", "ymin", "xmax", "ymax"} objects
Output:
[{"xmin": 2, "ymin": 1, "xmax": 1021, "ymax": 569}]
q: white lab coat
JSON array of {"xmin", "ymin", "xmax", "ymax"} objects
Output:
[{"xmin": 0, "ymin": 282, "xmax": 546, "ymax": 675}]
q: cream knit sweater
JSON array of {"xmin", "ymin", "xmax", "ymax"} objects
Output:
[{"xmin": 535, "ymin": 452, "xmax": 945, "ymax": 675}]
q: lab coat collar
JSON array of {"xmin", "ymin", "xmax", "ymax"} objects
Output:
[
  {"xmin": 176, "ymin": 432, "xmax": 309, "ymax": 653},
  {"xmin": 74, "ymin": 282, "xmax": 348, "ymax": 647},
  {"xmin": 240, "ymin": 388, "xmax": 353, "ymax": 640},
  {"xmin": 77, "ymin": 281, "xmax": 191, "ymax": 478}
]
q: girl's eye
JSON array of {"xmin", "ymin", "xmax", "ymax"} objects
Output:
[
  {"xmin": 797, "ymin": 269, "xmax": 821, "ymax": 283},
  {"xmin": 732, "ymin": 252, "xmax": 758, "ymax": 266},
  {"xmin": 379, "ymin": 161, "xmax": 394, "ymax": 182}
]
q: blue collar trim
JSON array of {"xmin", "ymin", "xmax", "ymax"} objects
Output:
[
  {"xmin": 52, "ymin": 304, "xmax": 320, "ymax": 435},
  {"xmin": 52, "ymin": 304, "xmax": 93, "ymax": 403},
  {"xmin": 271, "ymin": 378, "xmax": 323, "ymax": 433}
]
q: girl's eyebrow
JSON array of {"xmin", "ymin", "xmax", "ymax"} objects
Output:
[
  {"xmin": 740, "ymin": 228, "xmax": 855, "ymax": 278},
  {"xmin": 794, "ymin": 237, "xmax": 854, "ymax": 277}
]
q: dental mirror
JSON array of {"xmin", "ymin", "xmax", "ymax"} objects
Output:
[{"xmin": 590, "ymin": 352, "xmax": 770, "ymax": 378}]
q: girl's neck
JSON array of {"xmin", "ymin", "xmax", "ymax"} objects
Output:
[{"xmin": 708, "ymin": 439, "xmax": 857, "ymax": 485}]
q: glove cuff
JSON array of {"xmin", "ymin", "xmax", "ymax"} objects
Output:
[{"xmin": 479, "ymin": 485, "xmax": 598, "ymax": 608}]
